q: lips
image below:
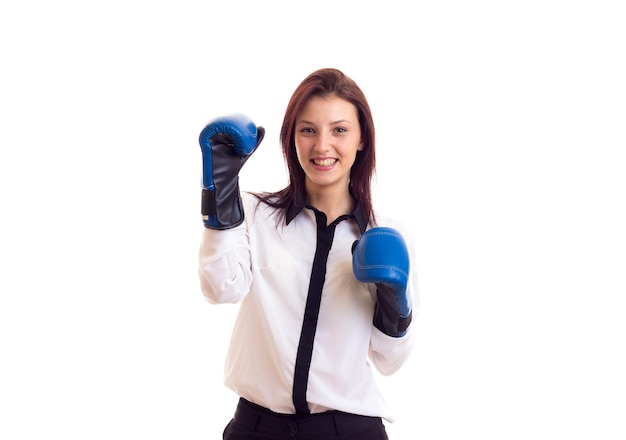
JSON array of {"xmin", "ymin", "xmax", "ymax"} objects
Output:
[{"xmin": 312, "ymin": 158, "xmax": 337, "ymax": 167}]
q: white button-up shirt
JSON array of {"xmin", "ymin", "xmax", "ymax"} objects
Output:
[{"xmin": 199, "ymin": 192, "xmax": 418, "ymax": 422}]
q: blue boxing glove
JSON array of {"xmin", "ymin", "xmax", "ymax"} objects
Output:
[
  {"xmin": 352, "ymin": 227, "xmax": 412, "ymax": 337},
  {"xmin": 199, "ymin": 114, "xmax": 264, "ymax": 229}
]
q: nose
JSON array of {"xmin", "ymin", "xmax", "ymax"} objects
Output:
[{"xmin": 315, "ymin": 131, "xmax": 332, "ymax": 153}]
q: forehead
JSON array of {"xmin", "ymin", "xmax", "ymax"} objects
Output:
[{"xmin": 298, "ymin": 95, "xmax": 358, "ymax": 122}]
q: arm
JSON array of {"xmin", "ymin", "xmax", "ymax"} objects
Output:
[
  {"xmin": 198, "ymin": 114, "xmax": 264, "ymax": 303},
  {"xmin": 352, "ymin": 226, "xmax": 419, "ymax": 374},
  {"xmin": 199, "ymin": 222, "xmax": 253, "ymax": 304},
  {"xmin": 352, "ymin": 227, "xmax": 412, "ymax": 337}
]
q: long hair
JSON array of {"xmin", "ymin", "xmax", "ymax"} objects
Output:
[{"xmin": 256, "ymin": 68, "xmax": 376, "ymax": 225}]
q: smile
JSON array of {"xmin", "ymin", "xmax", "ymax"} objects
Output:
[{"xmin": 312, "ymin": 158, "xmax": 337, "ymax": 167}]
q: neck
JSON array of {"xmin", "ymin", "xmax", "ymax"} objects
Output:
[{"xmin": 306, "ymin": 186, "xmax": 354, "ymax": 225}]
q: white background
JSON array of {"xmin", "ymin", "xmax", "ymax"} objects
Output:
[{"xmin": 1, "ymin": 1, "xmax": 625, "ymax": 439}]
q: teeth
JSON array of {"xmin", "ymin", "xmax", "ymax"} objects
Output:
[{"xmin": 313, "ymin": 158, "xmax": 336, "ymax": 166}]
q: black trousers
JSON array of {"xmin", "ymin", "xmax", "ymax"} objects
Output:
[{"xmin": 223, "ymin": 398, "xmax": 389, "ymax": 440}]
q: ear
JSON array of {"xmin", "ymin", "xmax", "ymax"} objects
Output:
[{"xmin": 357, "ymin": 140, "xmax": 365, "ymax": 151}]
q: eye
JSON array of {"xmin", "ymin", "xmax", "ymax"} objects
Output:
[
  {"xmin": 299, "ymin": 127, "xmax": 315, "ymax": 135},
  {"xmin": 334, "ymin": 127, "xmax": 347, "ymax": 134}
]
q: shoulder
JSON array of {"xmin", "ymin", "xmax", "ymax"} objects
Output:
[
  {"xmin": 242, "ymin": 191, "xmax": 280, "ymax": 209},
  {"xmin": 370, "ymin": 211, "xmax": 417, "ymax": 253},
  {"xmin": 372, "ymin": 211, "xmax": 414, "ymax": 236},
  {"xmin": 241, "ymin": 191, "xmax": 260, "ymax": 208},
  {"xmin": 242, "ymin": 191, "xmax": 281, "ymax": 225}
]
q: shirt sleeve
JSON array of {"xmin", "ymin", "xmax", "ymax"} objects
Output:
[
  {"xmin": 369, "ymin": 326, "xmax": 415, "ymax": 376},
  {"xmin": 198, "ymin": 217, "xmax": 253, "ymax": 305}
]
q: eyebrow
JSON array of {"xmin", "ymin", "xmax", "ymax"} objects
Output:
[{"xmin": 296, "ymin": 119, "xmax": 353, "ymax": 125}]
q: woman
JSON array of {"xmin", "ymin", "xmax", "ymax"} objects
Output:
[{"xmin": 199, "ymin": 68, "xmax": 419, "ymax": 439}]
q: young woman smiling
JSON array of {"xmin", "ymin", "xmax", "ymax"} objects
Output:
[{"xmin": 198, "ymin": 68, "xmax": 419, "ymax": 440}]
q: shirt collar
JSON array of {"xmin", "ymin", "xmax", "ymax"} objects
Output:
[
  {"xmin": 285, "ymin": 196, "xmax": 306, "ymax": 225},
  {"xmin": 285, "ymin": 198, "xmax": 368, "ymax": 234}
]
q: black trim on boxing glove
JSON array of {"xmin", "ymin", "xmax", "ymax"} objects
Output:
[
  {"xmin": 373, "ymin": 284, "xmax": 413, "ymax": 337},
  {"xmin": 201, "ymin": 128, "xmax": 265, "ymax": 229}
]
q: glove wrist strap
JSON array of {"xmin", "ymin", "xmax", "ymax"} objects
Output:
[{"xmin": 201, "ymin": 186, "xmax": 244, "ymax": 229}]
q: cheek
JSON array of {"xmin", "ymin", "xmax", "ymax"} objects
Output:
[
  {"xmin": 344, "ymin": 141, "xmax": 363, "ymax": 162},
  {"xmin": 294, "ymin": 135, "xmax": 314, "ymax": 156},
  {"xmin": 347, "ymin": 152, "xmax": 359, "ymax": 168},
  {"xmin": 294, "ymin": 142, "xmax": 307, "ymax": 166}
]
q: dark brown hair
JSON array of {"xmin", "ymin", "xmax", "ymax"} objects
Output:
[{"xmin": 256, "ymin": 68, "xmax": 376, "ymax": 225}]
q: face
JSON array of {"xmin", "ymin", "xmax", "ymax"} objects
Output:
[{"xmin": 294, "ymin": 95, "xmax": 363, "ymax": 196}]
